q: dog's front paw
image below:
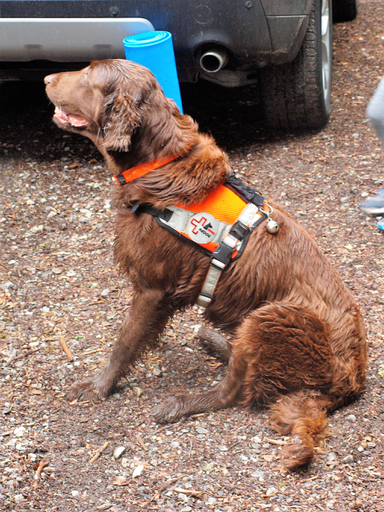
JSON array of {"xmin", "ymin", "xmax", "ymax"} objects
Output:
[
  {"xmin": 66, "ymin": 378, "xmax": 111, "ymax": 402},
  {"xmin": 153, "ymin": 396, "xmax": 186, "ymax": 424}
]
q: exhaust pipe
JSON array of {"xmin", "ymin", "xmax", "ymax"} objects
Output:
[{"xmin": 199, "ymin": 48, "xmax": 228, "ymax": 73}]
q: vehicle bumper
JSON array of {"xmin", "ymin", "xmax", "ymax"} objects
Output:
[{"xmin": 0, "ymin": 18, "xmax": 154, "ymax": 62}]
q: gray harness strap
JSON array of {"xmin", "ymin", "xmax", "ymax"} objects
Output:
[{"xmin": 197, "ymin": 202, "xmax": 267, "ymax": 307}]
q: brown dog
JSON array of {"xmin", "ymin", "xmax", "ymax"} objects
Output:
[{"xmin": 45, "ymin": 59, "xmax": 367, "ymax": 470}]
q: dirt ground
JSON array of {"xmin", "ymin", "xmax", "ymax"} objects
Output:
[{"xmin": 1, "ymin": 1, "xmax": 384, "ymax": 511}]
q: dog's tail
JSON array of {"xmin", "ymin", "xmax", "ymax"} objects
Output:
[{"xmin": 269, "ymin": 390, "xmax": 336, "ymax": 471}]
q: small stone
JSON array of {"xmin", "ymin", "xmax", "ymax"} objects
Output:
[
  {"xmin": 203, "ymin": 462, "xmax": 215, "ymax": 473},
  {"xmin": 342, "ymin": 454, "xmax": 354, "ymax": 464},
  {"xmin": 345, "ymin": 414, "xmax": 356, "ymax": 422},
  {"xmin": 101, "ymin": 289, "xmax": 110, "ymax": 297},
  {"xmin": 52, "ymin": 267, "xmax": 63, "ymax": 274},
  {"xmin": 132, "ymin": 386, "xmax": 144, "ymax": 397},
  {"xmin": 357, "ymin": 445, "xmax": 364, "ymax": 453},
  {"xmin": 206, "ymin": 497, "xmax": 217, "ymax": 505},
  {"xmin": 251, "ymin": 470, "xmax": 265, "ymax": 480},
  {"xmin": 14, "ymin": 426, "xmax": 26, "ymax": 438},
  {"xmin": 266, "ymin": 486, "xmax": 278, "ymax": 497},
  {"xmin": 178, "ymin": 492, "xmax": 188, "ymax": 502},
  {"xmin": 80, "ymin": 208, "xmax": 93, "ymax": 218},
  {"xmin": 71, "ymin": 490, "xmax": 80, "ymax": 498},
  {"xmin": 113, "ymin": 446, "xmax": 126, "ymax": 460},
  {"xmin": 152, "ymin": 368, "xmax": 162, "ymax": 377},
  {"xmin": 97, "ymin": 503, "xmax": 113, "ymax": 511},
  {"xmin": 132, "ymin": 464, "xmax": 144, "ymax": 478},
  {"xmin": 196, "ymin": 426, "xmax": 208, "ymax": 434},
  {"xmin": 1, "ymin": 281, "xmax": 15, "ymax": 290},
  {"xmin": 326, "ymin": 452, "xmax": 338, "ymax": 465},
  {"xmin": 30, "ymin": 224, "xmax": 44, "ymax": 233}
]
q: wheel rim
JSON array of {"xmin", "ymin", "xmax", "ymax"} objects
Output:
[{"xmin": 321, "ymin": 0, "xmax": 332, "ymax": 110}]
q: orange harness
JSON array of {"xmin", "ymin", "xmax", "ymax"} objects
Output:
[
  {"xmin": 115, "ymin": 159, "xmax": 275, "ymax": 307},
  {"xmin": 173, "ymin": 184, "xmax": 256, "ymax": 256}
]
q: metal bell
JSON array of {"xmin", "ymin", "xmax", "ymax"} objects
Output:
[{"xmin": 266, "ymin": 218, "xmax": 279, "ymax": 234}]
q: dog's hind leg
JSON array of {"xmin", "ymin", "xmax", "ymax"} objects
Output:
[
  {"xmin": 154, "ymin": 302, "xmax": 336, "ymax": 471},
  {"xmin": 152, "ymin": 354, "xmax": 246, "ymax": 424},
  {"xmin": 236, "ymin": 303, "xmax": 336, "ymax": 470},
  {"xmin": 197, "ymin": 326, "xmax": 230, "ymax": 364}
]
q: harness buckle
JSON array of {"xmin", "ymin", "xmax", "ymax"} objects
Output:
[
  {"xmin": 230, "ymin": 220, "xmax": 249, "ymax": 240},
  {"xmin": 210, "ymin": 242, "xmax": 234, "ymax": 266}
]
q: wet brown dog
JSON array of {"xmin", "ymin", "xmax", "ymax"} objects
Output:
[{"xmin": 45, "ymin": 59, "xmax": 367, "ymax": 470}]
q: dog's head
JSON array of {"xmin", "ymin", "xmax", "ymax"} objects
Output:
[{"xmin": 45, "ymin": 59, "xmax": 190, "ymax": 156}]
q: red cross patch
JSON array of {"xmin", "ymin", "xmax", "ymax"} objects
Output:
[{"xmin": 187, "ymin": 212, "xmax": 219, "ymax": 244}]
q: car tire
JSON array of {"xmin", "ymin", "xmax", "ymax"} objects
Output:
[
  {"xmin": 333, "ymin": 0, "xmax": 358, "ymax": 23},
  {"xmin": 260, "ymin": 0, "xmax": 332, "ymax": 131}
]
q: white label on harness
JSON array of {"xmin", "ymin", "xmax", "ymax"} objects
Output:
[{"xmin": 187, "ymin": 212, "xmax": 219, "ymax": 244}]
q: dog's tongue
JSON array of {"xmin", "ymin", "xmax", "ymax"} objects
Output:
[
  {"xmin": 54, "ymin": 107, "xmax": 88, "ymax": 127},
  {"xmin": 67, "ymin": 113, "xmax": 88, "ymax": 127}
]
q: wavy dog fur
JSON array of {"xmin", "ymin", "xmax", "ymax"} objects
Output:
[{"xmin": 45, "ymin": 59, "xmax": 367, "ymax": 470}]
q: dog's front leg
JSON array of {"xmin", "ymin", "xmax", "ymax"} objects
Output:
[{"xmin": 67, "ymin": 288, "xmax": 171, "ymax": 401}]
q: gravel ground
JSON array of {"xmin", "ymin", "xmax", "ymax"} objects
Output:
[{"xmin": 1, "ymin": 1, "xmax": 384, "ymax": 511}]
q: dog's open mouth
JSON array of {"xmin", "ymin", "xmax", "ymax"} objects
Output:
[{"xmin": 53, "ymin": 106, "xmax": 89, "ymax": 128}]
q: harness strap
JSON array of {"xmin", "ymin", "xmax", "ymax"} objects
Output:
[
  {"xmin": 114, "ymin": 142, "xmax": 194, "ymax": 186},
  {"xmin": 197, "ymin": 202, "xmax": 267, "ymax": 307},
  {"xmin": 114, "ymin": 154, "xmax": 181, "ymax": 186}
]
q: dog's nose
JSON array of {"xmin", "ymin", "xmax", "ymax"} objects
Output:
[{"xmin": 44, "ymin": 74, "xmax": 56, "ymax": 85}]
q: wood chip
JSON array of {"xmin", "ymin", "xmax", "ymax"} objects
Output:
[
  {"xmin": 59, "ymin": 338, "xmax": 74, "ymax": 361},
  {"xmin": 89, "ymin": 441, "xmax": 110, "ymax": 463}
]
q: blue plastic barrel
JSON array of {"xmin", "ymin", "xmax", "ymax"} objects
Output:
[{"xmin": 123, "ymin": 31, "xmax": 183, "ymax": 113}]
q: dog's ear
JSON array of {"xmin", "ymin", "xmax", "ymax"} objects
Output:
[
  {"xmin": 101, "ymin": 90, "xmax": 142, "ymax": 152},
  {"xmin": 95, "ymin": 59, "xmax": 190, "ymax": 156}
]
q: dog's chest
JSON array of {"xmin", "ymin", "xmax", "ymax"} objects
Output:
[{"xmin": 114, "ymin": 208, "xmax": 205, "ymax": 281}]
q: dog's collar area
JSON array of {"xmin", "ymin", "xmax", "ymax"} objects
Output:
[
  {"xmin": 131, "ymin": 174, "xmax": 279, "ymax": 308},
  {"xmin": 113, "ymin": 143, "xmax": 194, "ymax": 186},
  {"xmin": 114, "ymin": 153, "xmax": 180, "ymax": 186}
]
